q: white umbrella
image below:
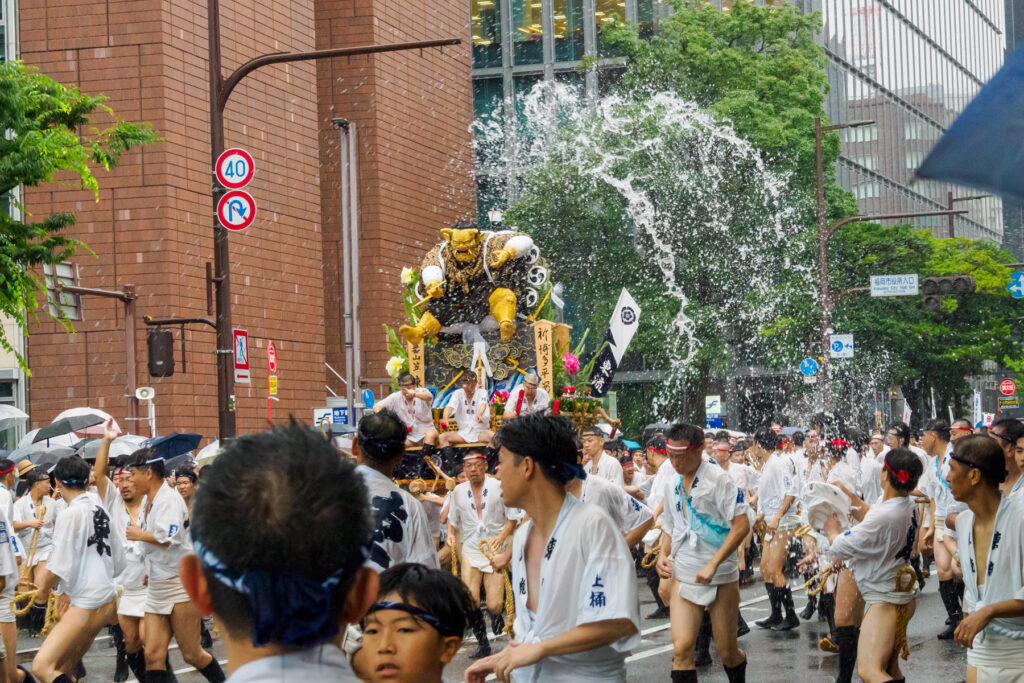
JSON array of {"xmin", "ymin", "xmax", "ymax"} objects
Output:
[
  {"xmin": 74, "ymin": 434, "xmax": 148, "ymax": 461},
  {"xmin": 196, "ymin": 440, "xmax": 222, "ymax": 470},
  {"xmin": 0, "ymin": 405, "xmax": 28, "ymax": 432},
  {"xmin": 53, "ymin": 407, "xmax": 119, "ymax": 436},
  {"xmin": 17, "ymin": 428, "xmax": 77, "ymax": 450}
]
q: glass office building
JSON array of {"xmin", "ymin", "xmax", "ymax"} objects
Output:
[{"xmin": 471, "ymin": 0, "xmax": 1009, "ymax": 241}]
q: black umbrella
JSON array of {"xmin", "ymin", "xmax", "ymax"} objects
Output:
[
  {"xmin": 30, "ymin": 447, "xmax": 76, "ymax": 467},
  {"xmin": 145, "ymin": 433, "xmax": 202, "ymax": 460},
  {"xmin": 33, "ymin": 415, "xmax": 105, "ymax": 443}
]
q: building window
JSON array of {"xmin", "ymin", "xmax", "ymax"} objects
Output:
[
  {"xmin": 0, "ymin": 381, "xmax": 15, "ymax": 451},
  {"xmin": 904, "ymin": 120, "xmax": 928, "ymax": 140},
  {"xmin": 852, "ymin": 182, "xmax": 880, "ymax": 199},
  {"xmin": 512, "ymin": 0, "xmax": 544, "ymax": 65},
  {"xmin": 553, "ymin": 0, "xmax": 585, "ymax": 62},
  {"xmin": 595, "ymin": 0, "xmax": 626, "ymax": 57},
  {"xmin": 849, "ymin": 154, "xmax": 876, "ymax": 171},
  {"xmin": 841, "ymin": 124, "xmax": 877, "ymax": 143},
  {"xmin": 471, "ymin": 0, "xmax": 503, "ymax": 69},
  {"xmin": 905, "ymin": 149, "xmax": 925, "ymax": 170}
]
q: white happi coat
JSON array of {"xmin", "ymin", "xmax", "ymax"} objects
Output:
[
  {"xmin": 577, "ymin": 474, "xmax": 653, "ymax": 535},
  {"xmin": 356, "ymin": 466, "xmax": 439, "ymax": 573},
  {"xmin": 449, "ymin": 476, "xmax": 512, "ymax": 549},
  {"xmin": 758, "ymin": 451, "xmax": 801, "ymax": 527},
  {"xmin": 860, "ymin": 456, "xmax": 884, "ymax": 507},
  {"xmin": 636, "ymin": 458, "xmax": 674, "ymax": 509},
  {"xmin": 507, "ymin": 386, "xmax": 550, "ymax": 417},
  {"xmin": 661, "ymin": 460, "xmax": 750, "ymax": 585},
  {"xmin": 722, "ymin": 461, "xmax": 759, "ymax": 496},
  {"xmin": 446, "ymin": 387, "xmax": 489, "ymax": 442},
  {"xmin": 0, "ymin": 504, "xmax": 18, "ymax": 597},
  {"xmin": 508, "ymin": 495, "xmax": 640, "ymax": 682},
  {"xmin": 375, "ymin": 391, "xmax": 435, "ymax": 442},
  {"xmin": 13, "ymin": 495, "xmax": 56, "ymax": 565},
  {"xmin": 137, "ymin": 483, "xmax": 191, "ymax": 582},
  {"xmin": 830, "ymin": 496, "xmax": 918, "ymax": 597},
  {"xmin": 586, "ymin": 452, "xmax": 624, "ymax": 488},
  {"xmin": 48, "ymin": 492, "xmax": 125, "ymax": 609},
  {"xmin": 957, "ymin": 495, "xmax": 1024, "ymax": 640}
]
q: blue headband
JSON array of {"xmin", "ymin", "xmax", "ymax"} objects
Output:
[
  {"xmin": 566, "ymin": 463, "xmax": 588, "ymax": 481},
  {"xmin": 57, "ymin": 477, "xmax": 88, "ymax": 487},
  {"xmin": 193, "ymin": 538, "xmax": 369, "ymax": 648},
  {"xmin": 364, "ymin": 601, "xmax": 461, "ymax": 637}
]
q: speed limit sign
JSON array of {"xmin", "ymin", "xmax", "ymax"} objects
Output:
[{"xmin": 215, "ymin": 148, "xmax": 255, "ymax": 190}]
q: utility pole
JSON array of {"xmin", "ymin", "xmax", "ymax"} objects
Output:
[
  {"xmin": 814, "ymin": 117, "xmax": 966, "ymax": 412},
  {"xmin": 206, "ymin": 0, "xmax": 459, "ymax": 439},
  {"xmin": 946, "ymin": 191, "xmax": 991, "ymax": 239}
]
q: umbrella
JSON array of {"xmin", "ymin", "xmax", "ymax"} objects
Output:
[
  {"xmin": 145, "ymin": 433, "xmax": 202, "ymax": 460},
  {"xmin": 166, "ymin": 454, "xmax": 197, "ymax": 474},
  {"xmin": 74, "ymin": 434, "xmax": 148, "ymax": 462},
  {"xmin": 53, "ymin": 407, "xmax": 119, "ymax": 436},
  {"xmin": 0, "ymin": 405, "xmax": 28, "ymax": 432},
  {"xmin": 917, "ymin": 42, "xmax": 1024, "ymax": 201},
  {"xmin": 195, "ymin": 441, "xmax": 222, "ymax": 470},
  {"xmin": 29, "ymin": 447, "xmax": 76, "ymax": 467},
  {"xmin": 622, "ymin": 440, "xmax": 641, "ymax": 450},
  {"xmin": 33, "ymin": 415, "xmax": 106, "ymax": 443},
  {"xmin": 18, "ymin": 429, "xmax": 77, "ymax": 450}
]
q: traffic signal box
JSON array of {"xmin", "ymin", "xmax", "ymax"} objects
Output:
[{"xmin": 921, "ymin": 275, "xmax": 976, "ymax": 312}]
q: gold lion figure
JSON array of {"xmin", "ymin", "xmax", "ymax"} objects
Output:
[{"xmin": 400, "ymin": 220, "xmax": 537, "ymax": 345}]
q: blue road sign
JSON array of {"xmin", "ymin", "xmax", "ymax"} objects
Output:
[
  {"xmin": 1008, "ymin": 272, "xmax": 1024, "ymax": 299},
  {"xmin": 800, "ymin": 358, "xmax": 819, "ymax": 376}
]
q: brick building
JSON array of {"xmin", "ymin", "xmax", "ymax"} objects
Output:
[{"xmin": 5, "ymin": 0, "xmax": 474, "ymax": 444}]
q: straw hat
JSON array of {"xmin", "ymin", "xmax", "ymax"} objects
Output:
[{"xmin": 15, "ymin": 460, "xmax": 36, "ymax": 478}]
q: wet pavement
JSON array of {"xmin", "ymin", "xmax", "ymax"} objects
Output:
[{"xmin": 12, "ymin": 569, "xmax": 967, "ymax": 681}]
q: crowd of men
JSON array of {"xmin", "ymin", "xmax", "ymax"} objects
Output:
[{"xmin": 0, "ymin": 377, "xmax": 1021, "ymax": 682}]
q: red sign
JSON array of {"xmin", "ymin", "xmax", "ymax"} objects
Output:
[
  {"xmin": 999, "ymin": 377, "xmax": 1017, "ymax": 396},
  {"xmin": 215, "ymin": 148, "xmax": 255, "ymax": 190},
  {"xmin": 267, "ymin": 341, "xmax": 278, "ymax": 374},
  {"xmin": 217, "ymin": 190, "xmax": 257, "ymax": 231},
  {"xmin": 233, "ymin": 329, "xmax": 250, "ymax": 384}
]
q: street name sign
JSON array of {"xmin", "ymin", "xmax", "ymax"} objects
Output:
[
  {"xmin": 217, "ymin": 190, "xmax": 256, "ymax": 231},
  {"xmin": 215, "ymin": 148, "xmax": 255, "ymax": 190},
  {"xmin": 870, "ymin": 274, "xmax": 919, "ymax": 297}
]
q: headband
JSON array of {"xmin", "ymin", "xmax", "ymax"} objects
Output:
[
  {"xmin": 364, "ymin": 601, "xmax": 461, "ymax": 637},
  {"xmin": 665, "ymin": 442, "xmax": 702, "ymax": 452},
  {"xmin": 713, "ymin": 445, "xmax": 731, "ymax": 452},
  {"xmin": 463, "ymin": 453, "xmax": 486, "ymax": 462},
  {"xmin": 57, "ymin": 477, "xmax": 88, "ymax": 487},
  {"xmin": 193, "ymin": 537, "xmax": 369, "ymax": 647},
  {"xmin": 0, "ymin": 465, "xmax": 14, "ymax": 476},
  {"xmin": 357, "ymin": 426, "xmax": 404, "ymax": 457},
  {"xmin": 884, "ymin": 460, "xmax": 911, "ymax": 485},
  {"xmin": 646, "ymin": 447, "xmax": 667, "ymax": 455},
  {"xmin": 827, "ymin": 439, "xmax": 850, "ymax": 450}
]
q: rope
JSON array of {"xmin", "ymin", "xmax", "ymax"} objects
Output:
[
  {"xmin": 893, "ymin": 565, "xmax": 918, "ymax": 660},
  {"xmin": 477, "ymin": 540, "xmax": 515, "ymax": 639},
  {"xmin": 753, "ymin": 519, "xmax": 768, "ymax": 541},
  {"xmin": 10, "ymin": 588, "xmax": 60, "ymax": 635},
  {"xmin": 450, "ymin": 533, "xmax": 459, "ymax": 577},
  {"xmin": 804, "ymin": 566, "xmax": 836, "ymax": 597},
  {"xmin": 640, "ymin": 524, "xmax": 662, "ymax": 568}
]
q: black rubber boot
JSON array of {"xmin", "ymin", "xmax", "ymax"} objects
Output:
[
  {"xmin": 52, "ymin": 676, "xmax": 74, "ymax": 683},
  {"xmin": 799, "ymin": 588, "xmax": 817, "ymax": 620},
  {"xmin": 71, "ymin": 660, "xmax": 86, "ymax": 681},
  {"xmin": 671, "ymin": 670, "xmax": 698, "ymax": 683},
  {"xmin": 771, "ymin": 586, "xmax": 800, "ymax": 631},
  {"xmin": 27, "ymin": 602, "xmax": 46, "ymax": 637},
  {"xmin": 491, "ymin": 608, "xmax": 505, "ymax": 636},
  {"xmin": 144, "ymin": 672, "xmax": 171, "ymax": 683},
  {"xmin": 724, "ymin": 657, "xmax": 747, "ymax": 683},
  {"xmin": 18, "ymin": 665, "xmax": 39, "ymax": 683},
  {"xmin": 694, "ymin": 611, "xmax": 712, "ymax": 666},
  {"xmin": 937, "ymin": 579, "xmax": 962, "ymax": 639},
  {"xmin": 645, "ymin": 568, "xmax": 670, "ymax": 619},
  {"xmin": 112, "ymin": 623, "xmax": 130, "ymax": 682},
  {"xmin": 910, "ymin": 555, "xmax": 925, "ymax": 590},
  {"xmin": 834, "ymin": 625, "xmax": 859, "ymax": 683},
  {"xmin": 198, "ymin": 658, "xmax": 226, "ymax": 683},
  {"xmin": 820, "ymin": 593, "xmax": 837, "ymax": 636},
  {"xmin": 755, "ymin": 585, "xmax": 782, "ymax": 629},
  {"xmin": 126, "ymin": 650, "xmax": 147, "ymax": 683},
  {"xmin": 737, "ymin": 609, "xmax": 749, "ymax": 638},
  {"xmin": 201, "ymin": 619, "xmax": 214, "ymax": 649},
  {"xmin": 439, "ymin": 446, "xmax": 459, "ymax": 475},
  {"xmin": 468, "ymin": 607, "xmax": 491, "ymax": 659}
]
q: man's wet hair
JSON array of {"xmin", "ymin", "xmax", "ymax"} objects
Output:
[
  {"xmin": 373, "ymin": 563, "xmax": 474, "ymax": 638},
  {"xmin": 953, "ymin": 434, "xmax": 1007, "ymax": 487},
  {"xmin": 887, "ymin": 422, "xmax": 911, "ymax": 448},
  {"xmin": 883, "ymin": 448, "xmax": 923, "ymax": 493},
  {"xmin": 754, "ymin": 428, "xmax": 780, "ymax": 451},
  {"xmin": 191, "ymin": 421, "xmax": 372, "ymax": 644},
  {"xmin": 397, "ymin": 373, "xmax": 416, "ymax": 386},
  {"xmin": 498, "ymin": 414, "xmax": 578, "ymax": 485},
  {"xmin": 666, "ymin": 423, "xmax": 704, "ymax": 447},
  {"xmin": 462, "ymin": 370, "xmax": 477, "ymax": 381},
  {"xmin": 646, "ymin": 435, "xmax": 667, "ymax": 452},
  {"xmin": 791, "ymin": 431, "xmax": 805, "ymax": 447},
  {"xmin": 923, "ymin": 419, "xmax": 951, "ymax": 443},
  {"xmin": 128, "ymin": 447, "xmax": 166, "ymax": 479},
  {"xmin": 53, "ymin": 455, "xmax": 90, "ymax": 490},
  {"xmin": 0, "ymin": 459, "xmax": 13, "ymax": 479},
  {"xmin": 175, "ymin": 467, "xmax": 198, "ymax": 484},
  {"xmin": 357, "ymin": 409, "xmax": 407, "ymax": 464},
  {"xmin": 991, "ymin": 417, "xmax": 1024, "ymax": 445}
]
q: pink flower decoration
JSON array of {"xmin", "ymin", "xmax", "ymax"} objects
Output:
[{"xmin": 561, "ymin": 353, "xmax": 580, "ymax": 376}]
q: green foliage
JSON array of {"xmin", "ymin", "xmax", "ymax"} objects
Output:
[{"xmin": 0, "ymin": 61, "xmax": 161, "ymax": 370}]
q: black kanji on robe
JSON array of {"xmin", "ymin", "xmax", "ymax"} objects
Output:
[
  {"xmin": 368, "ymin": 492, "xmax": 408, "ymax": 570},
  {"xmin": 88, "ymin": 507, "xmax": 112, "ymax": 557}
]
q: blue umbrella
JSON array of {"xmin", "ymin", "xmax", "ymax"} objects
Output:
[
  {"xmin": 145, "ymin": 433, "xmax": 202, "ymax": 460},
  {"xmin": 622, "ymin": 440, "xmax": 641, "ymax": 450},
  {"xmin": 917, "ymin": 43, "xmax": 1024, "ymax": 201}
]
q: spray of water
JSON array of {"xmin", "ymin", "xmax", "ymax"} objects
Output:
[{"xmin": 475, "ymin": 81, "xmax": 811, "ymax": 418}]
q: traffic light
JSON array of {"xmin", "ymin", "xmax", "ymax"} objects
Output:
[
  {"xmin": 147, "ymin": 328, "xmax": 175, "ymax": 377},
  {"xmin": 921, "ymin": 275, "xmax": 976, "ymax": 312}
]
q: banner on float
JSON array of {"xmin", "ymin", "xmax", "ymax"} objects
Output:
[
  {"xmin": 902, "ymin": 402, "xmax": 912, "ymax": 425},
  {"xmin": 973, "ymin": 391, "xmax": 982, "ymax": 426},
  {"xmin": 589, "ymin": 289, "xmax": 641, "ymax": 398}
]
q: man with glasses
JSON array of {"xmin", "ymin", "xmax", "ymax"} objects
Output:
[
  {"xmin": 986, "ymin": 418, "xmax": 1024, "ymax": 497},
  {"xmin": 374, "ymin": 373, "xmax": 440, "ymax": 449},
  {"xmin": 506, "ymin": 372, "xmax": 549, "ymax": 417}
]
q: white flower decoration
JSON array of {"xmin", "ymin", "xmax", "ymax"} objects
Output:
[
  {"xmin": 386, "ymin": 356, "xmax": 405, "ymax": 378},
  {"xmin": 401, "ymin": 267, "xmax": 416, "ymax": 286}
]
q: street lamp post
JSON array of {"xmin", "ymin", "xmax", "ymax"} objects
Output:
[
  {"xmin": 813, "ymin": 117, "xmax": 966, "ymax": 412},
  {"xmin": 946, "ymin": 192, "xmax": 991, "ymax": 239},
  {"xmin": 205, "ymin": 0, "xmax": 459, "ymax": 439}
]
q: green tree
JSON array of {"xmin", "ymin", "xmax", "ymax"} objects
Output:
[{"xmin": 0, "ymin": 61, "xmax": 159, "ymax": 369}]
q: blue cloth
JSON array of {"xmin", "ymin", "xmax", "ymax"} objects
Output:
[{"xmin": 917, "ymin": 42, "xmax": 1024, "ymax": 201}]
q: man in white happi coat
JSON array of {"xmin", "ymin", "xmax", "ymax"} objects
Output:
[
  {"xmin": 580, "ymin": 425, "xmax": 624, "ymax": 488},
  {"xmin": 506, "ymin": 372, "xmax": 550, "ymax": 417},
  {"xmin": 754, "ymin": 428, "xmax": 801, "ymax": 631},
  {"xmin": 656, "ymin": 423, "xmax": 749, "ymax": 683},
  {"xmin": 627, "ymin": 437, "xmax": 676, "ymax": 620},
  {"xmin": 465, "ymin": 414, "xmax": 639, "ymax": 683},
  {"xmin": 373, "ymin": 373, "xmax": 440, "ymax": 448},
  {"xmin": 566, "ymin": 469, "xmax": 654, "ymax": 549},
  {"xmin": 440, "ymin": 371, "xmax": 494, "ymax": 446},
  {"xmin": 447, "ymin": 451, "xmax": 518, "ymax": 658},
  {"xmin": 947, "ymin": 434, "xmax": 1024, "ymax": 682}
]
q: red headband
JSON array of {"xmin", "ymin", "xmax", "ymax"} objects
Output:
[
  {"xmin": 666, "ymin": 442, "xmax": 702, "ymax": 452},
  {"xmin": 713, "ymin": 445, "xmax": 731, "ymax": 452},
  {"xmin": 0, "ymin": 465, "xmax": 15, "ymax": 476},
  {"xmin": 828, "ymin": 439, "xmax": 850, "ymax": 450},
  {"xmin": 463, "ymin": 454, "xmax": 486, "ymax": 462},
  {"xmin": 884, "ymin": 460, "xmax": 911, "ymax": 485},
  {"xmin": 646, "ymin": 447, "xmax": 667, "ymax": 455}
]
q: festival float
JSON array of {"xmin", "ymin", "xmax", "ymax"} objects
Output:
[{"xmin": 382, "ymin": 218, "xmax": 626, "ymax": 486}]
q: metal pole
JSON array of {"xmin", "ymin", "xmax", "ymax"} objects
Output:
[
  {"xmin": 123, "ymin": 285, "xmax": 139, "ymax": 425},
  {"xmin": 814, "ymin": 117, "xmax": 833, "ymax": 411},
  {"xmin": 349, "ymin": 122, "xmax": 362, "ymax": 404},
  {"xmin": 947, "ymin": 190, "xmax": 955, "ymax": 239},
  {"xmin": 336, "ymin": 120, "xmax": 355, "ymax": 426},
  {"xmin": 208, "ymin": 0, "xmax": 236, "ymax": 440}
]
